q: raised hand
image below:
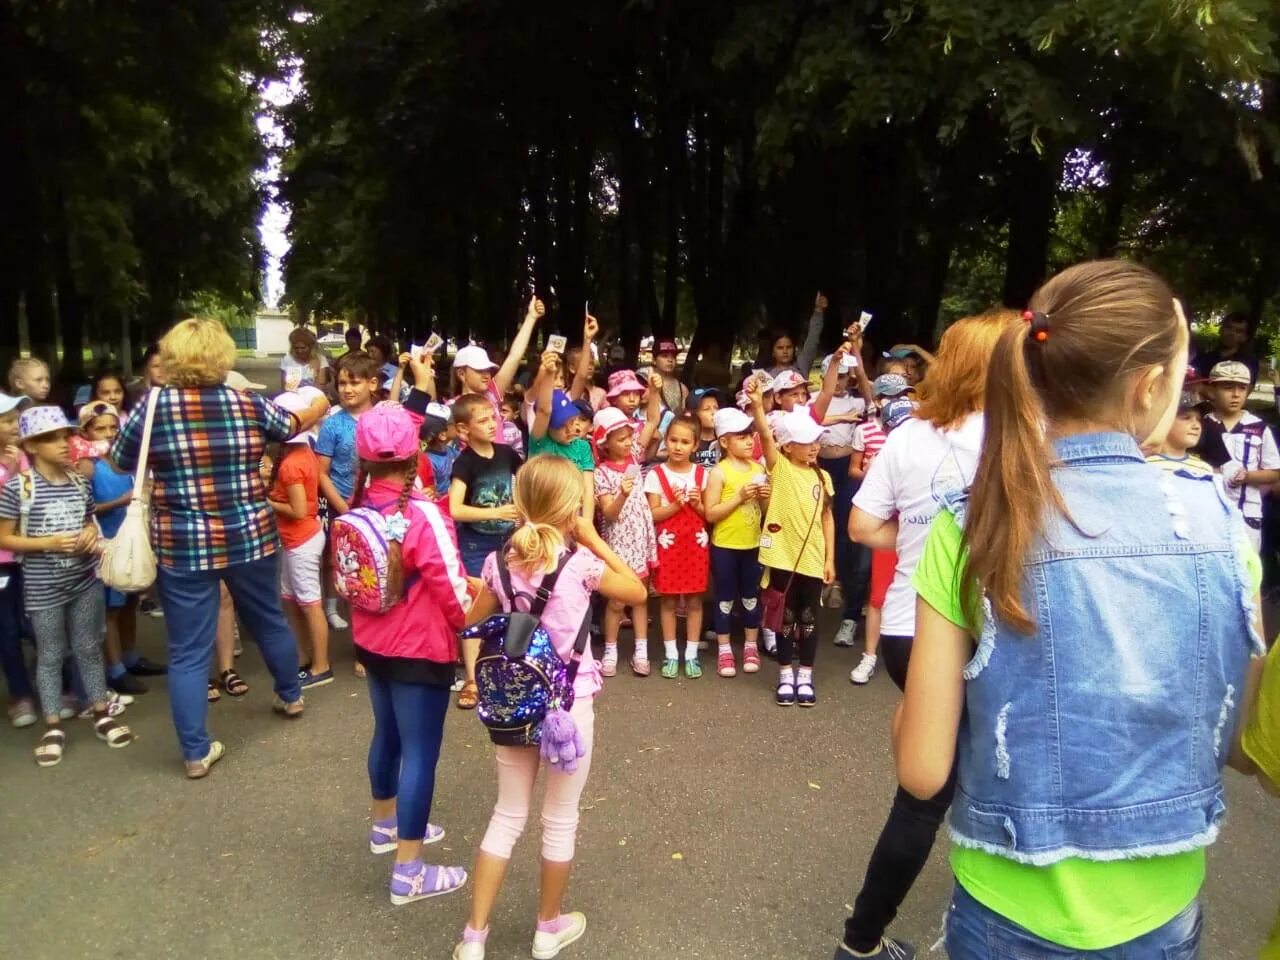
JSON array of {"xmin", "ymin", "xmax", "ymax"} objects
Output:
[
  {"xmin": 583, "ymin": 314, "xmax": 599, "ymax": 342},
  {"xmin": 649, "ymin": 371, "xmax": 664, "ymax": 392},
  {"xmin": 527, "ymin": 295, "xmax": 546, "ymax": 322},
  {"xmin": 815, "ymin": 291, "xmax": 829, "ymax": 313},
  {"xmin": 540, "ymin": 349, "xmax": 561, "ymax": 374}
]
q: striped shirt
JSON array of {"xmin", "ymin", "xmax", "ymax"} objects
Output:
[
  {"xmin": 852, "ymin": 418, "xmax": 887, "ymax": 467},
  {"xmin": 0, "ymin": 471, "xmax": 97, "ymax": 611},
  {"xmin": 111, "ymin": 385, "xmax": 297, "ymax": 571}
]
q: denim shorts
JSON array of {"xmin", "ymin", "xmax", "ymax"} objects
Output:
[
  {"xmin": 945, "ymin": 882, "xmax": 1202, "ymax": 959},
  {"xmin": 459, "ymin": 531, "xmax": 505, "ymax": 578}
]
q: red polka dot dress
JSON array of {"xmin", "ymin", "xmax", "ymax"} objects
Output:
[{"xmin": 645, "ymin": 464, "xmax": 710, "ymax": 595}]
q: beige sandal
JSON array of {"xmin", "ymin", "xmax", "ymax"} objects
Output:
[
  {"xmin": 94, "ymin": 715, "xmax": 134, "ymax": 748},
  {"xmin": 272, "ymin": 697, "xmax": 305, "ymax": 718},
  {"xmin": 185, "ymin": 740, "xmax": 225, "ymax": 779},
  {"xmin": 35, "ymin": 728, "xmax": 66, "ymax": 767}
]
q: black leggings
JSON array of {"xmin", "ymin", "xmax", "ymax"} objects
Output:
[
  {"xmin": 767, "ymin": 568, "xmax": 822, "ymax": 667},
  {"xmin": 841, "ymin": 632, "xmax": 954, "ymax": 952}
]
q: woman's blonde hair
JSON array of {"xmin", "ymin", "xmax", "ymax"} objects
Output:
[
  {"xmin": 160, "ymin": 318, "xmax": 237, "ymax": 386},
  {"xmin": 963, "ymin": 259, "xmax": 1182, "ymax": 633},
  {"xmin": 507, "ymin": 455, "xmax": 583, "ymax": 574},
  {"xmin": 913, "ymin": 310, "xmax": 1019, "ymax": 430}
]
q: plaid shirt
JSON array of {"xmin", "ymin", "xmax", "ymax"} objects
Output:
[{"xmin": 112, "ymin": 385, "xmax": 298, "ymax": 571}]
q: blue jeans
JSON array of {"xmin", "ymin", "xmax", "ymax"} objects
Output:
[
  {"xmin": 459, "ymin": 530, "xmax": 505, "ymax": 578},
  {"xmin": 366, "ymin": 675, "xmax": 450, "ymax": 842},
  {"xmin": 0, "ymin": 566, "xmax": 32, "ymax": 701},
  {"xmin": 945, "ymin": 883, "xmax": 1202, "ymax": 959},
  {"xmin": 156, "ymin": 553, "xmax": 303, "ymax": 761}
]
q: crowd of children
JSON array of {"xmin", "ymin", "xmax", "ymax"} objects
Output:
[{"xmin": 2, "ymin": 272, "xmax": 1279, "ymax": 959}]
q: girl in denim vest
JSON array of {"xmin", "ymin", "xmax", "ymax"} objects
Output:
[{"xmin": 896, "ymin": 260, "xmax": 1264, "ymax": 959}]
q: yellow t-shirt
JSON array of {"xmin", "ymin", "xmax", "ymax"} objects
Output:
[
  {"xmin": 757, "ymin": 456, "xmax": 832, "ymax": 579},
  {"xmin": 1242, "ymin": 641, "xmax": 1280, "ymax": 959},
  {"xmin": 711, "ymin": 458, "xmax": 767, "ymax": 549}
]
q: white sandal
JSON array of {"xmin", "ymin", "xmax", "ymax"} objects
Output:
[
  {"xmin": 94, "ymin": 715, "xmax": 134, "ymax": 748},
  {"xmin": 35, "ymin": 728, "xmax": 66, "ymax": 766}
]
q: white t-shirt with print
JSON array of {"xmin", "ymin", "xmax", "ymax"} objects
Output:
[
  {"xmin": 280, "ymin": 355, "xmax": 319, "ymax": 391},
  {"xmin": 819, "ymin": 395, "xmax": 866, "ymax": 448},
  {"xmin": 851, "ymin": 412, "xmax": 984, "ymax": 637}
]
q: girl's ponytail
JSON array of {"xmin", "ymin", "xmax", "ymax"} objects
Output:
[{"xmin": 506, "ymin": 455, "xmax": 584, "ymax": 574}]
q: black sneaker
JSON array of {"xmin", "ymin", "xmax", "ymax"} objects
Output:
[
  {"xmin": 109, "ymin": 672, "xmax": 148, "ymax": 695},
  {"xmin": 139, "ymin": 598, "xmax": 164, "ymax": 618},
  {"xmin": 127, "ymin": 656, "xmax": 168, "ymax": 676},
  {"xmin": 834, "ymin": 939, "xmax": 916, "ymax": 960}
]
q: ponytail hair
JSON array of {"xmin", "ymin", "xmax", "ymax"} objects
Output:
[
  {"xmin": 507, "ymin": 455, "xmax": 583, "ymax": 574},
  {"xmin": 354, "ymin": 454, "xmax": 419, "ymax": 605},
  {"xmin": 963, "ymin": 259, "xmax": 1183, "ymax": 633}
]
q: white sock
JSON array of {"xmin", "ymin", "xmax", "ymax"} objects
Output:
[
  {"xmin": 717, "ymin": 642, "xmax": 732, "ymax": 657},
  {"xmin": 633, "ymin": 638, "xmax": 648, "ymax": 660},
  {"xmin": 324, "ymin": 597, "xmax": 338, "ymax": 614},
  {"xmin": 778, "ymin": 665, "xmax": 795, "ymax": 685},
  {"xmin": 604, "ymin": 642, "xmax": 618, "ymax": 660},
  {"xmin": 796, "ymin": 666, "xmax": 813, "ymax": 686},
  {"xmin": 663, "ymin": 640, "xmax": 678, "ymax": 659},
  {"xmin": 685, "ymin": 641, "xmax": 699, "ymax": 662}
]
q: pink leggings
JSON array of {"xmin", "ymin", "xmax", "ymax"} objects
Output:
[{"xmin": 480, "ymin": 697, "xmax": 596, "ymax": 862}]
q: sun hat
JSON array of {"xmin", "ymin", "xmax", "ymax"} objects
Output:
[
  {"xmin": 820, "ymin": 353, "xmax": 858, "ymax": 376},
  {"xmin": 775, "ymin": 409, "xmax": 824, "ymax": 446},
  {"xmin": 606, "ymin": 369, "xmax": 647, "ymax": 398},
  {"xmin": 770, "ymin": 369, "xmax": 808, "ymax": 393},
  {"xmin": 356, "ymin": 403, "xmax": 421, "ymax": 461},
  {"xmin": 872, "ymin": 373, "xmax": 910, "ymax": 398},
  {"xmin": 1208, "ymin": 360, "xmax": 1252, "ymax": 386},
  {"xmin": 547, "ymin": 389, "xmax": 581, "ymax": 431},
  {"xmin": 656, "ymin": 338, "xmax": 678, "ymax": 355},
  {"xmin": 19, "ymin": 405, "xmax": 73, "ymax": 441},
  {"xmin": 714, "ymin": 407, "xmax": 754, "ymax": 438},
  {"xmin": 881, "ymin": 396, "xmax": 917, "ymax": 432},
  {"xmin": 77, "ymin": 401, "xmax": 120, "ymax": 428},
  {"xmin": 225, "ymin": 370, "xmax": 267, "ymax": 392},
  {"xmin": 454, "ymin": 345, "xmax": 499, "ymax": 371},
  {"xmin": 0, "ymin": 393, "xmax": 24, "ymax": 416},
  {"xmin": 419, "ymin": 402, "xmax": 452, "ymax": 442},
  {"xmin": 591, "ymin": 407, "xmax": 634, "ymax": 449}
]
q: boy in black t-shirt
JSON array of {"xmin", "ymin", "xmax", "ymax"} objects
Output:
[{"xmin": 448, "ymin": 394, "xmax": 523, "ymax": 578}]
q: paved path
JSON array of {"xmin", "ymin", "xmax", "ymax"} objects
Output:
[{"xmin": 2, "ymin": 612, "xmax": 1276, "ymax": 959}]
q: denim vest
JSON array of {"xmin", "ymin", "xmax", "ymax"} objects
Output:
[{"xmin": 946, "ymin": 432, "xmax": 1262, "ymax": 865}]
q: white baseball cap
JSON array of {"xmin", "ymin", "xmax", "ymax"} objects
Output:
[
  {"xmin": 775, "ymin": 409, "xmax": 824, "ymax": 446},
  {"xmin": 0, "ymin": 393, "xmax": 25, "ymax": 416},
  {"xmin": 454, "ymin": 345, "xmax": 498, "ymax": 371},
  {"xmin": 713, "ymin": 407, "xmax": 754, "ymax": 437},
  {"xmin": 820, "ymin": 353, "xmax": 858, "ymax": 376}
]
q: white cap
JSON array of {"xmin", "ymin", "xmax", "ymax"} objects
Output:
[
  {"xmin": 0, "ymin": 393, "xmax": 24, "ymax": 415},
  {"xmin": 775, "ymin": 409, "xmax": 824, "ymax": 446},
  {"xmin": 820, "ymin": 353, "xmax": 858, "ymax": 376},
  {"xmin": 453, "ymin": 345, "xmax": 498, "ymax": 371},
  {"xmin": 713, "ymin": 407, "xmax": 753, "ymax": 437}
]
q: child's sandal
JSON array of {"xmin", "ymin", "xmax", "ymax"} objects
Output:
[
  {"xmin": 35, "ymin": 728, "xmax": 66, "ymax": 767},
  {"xmin": 660, "ymin": 658, "xmax": 679, "ymax": 679},
  {"xmin": 207, "ymin": 679, "xmax": 222, "ymax": 703},
  {"xmin": 630, "ymin": 656, "xmax": 651, "ymax": 677},
  {"xmin": 94, "ymin": 716, "xmax": 134, "ymax": 748},
  {"xmin": 456, "ymin": 681, "xmax": 479, "ymax": 710},
  {"xmin": 219, "ymin": 669, "xmax": 249, "ymax": 697},
  {"xmin": 353, "ymin": 662, "xmax": 367, "ymax": 679}
]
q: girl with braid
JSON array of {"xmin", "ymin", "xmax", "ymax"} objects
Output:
[{"xmin": 347, "ymin": 356, "xmax": 473, "ymax": 906}]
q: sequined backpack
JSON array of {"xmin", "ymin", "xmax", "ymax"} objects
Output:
[{"xmin": 461, "ymin": 549, "xmax": 589, "ymax": 747}]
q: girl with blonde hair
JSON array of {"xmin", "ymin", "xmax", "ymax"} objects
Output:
[{"xmin": 454, "ymin": 455, "xmax": 647, "ymax": 960}]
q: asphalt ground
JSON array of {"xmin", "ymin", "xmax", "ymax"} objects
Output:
[{"xmin": 1, "ymin": 606, "xmax": 1277, "ymax": 960}]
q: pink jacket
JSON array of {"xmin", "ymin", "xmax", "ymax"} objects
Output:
[{"xmin": 351, "ymin": 477, "xmax": 469, "ymax": 663}]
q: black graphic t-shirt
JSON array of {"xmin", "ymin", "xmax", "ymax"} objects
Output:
[{"xmin": 451, "ymin": 444, "xmax": 523, "ymax": 537}]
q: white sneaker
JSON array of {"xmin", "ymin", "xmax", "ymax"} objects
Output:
[
  {"xmin": 850, "ymin": 653, "xmax": 878, "ymax": 685},
  {"xmin": 326, "ymin": 610, "xmax": 349, "ymax": 631},
  {"xmin": 761, "ymin": 627, "xmax": 777, "ymax": 656},
  {"xmin": 452, "ymin": 941, "xmax": 485, "ymax": 960},
  {"xmin": 833, "ymin": 619, "xmax": 857, "ymax": 647},
  {"xmin": 532, "ymin": 912, "xmax": 587, "ymax": 959}
]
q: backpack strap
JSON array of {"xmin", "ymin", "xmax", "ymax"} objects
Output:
[{"xmin": 495, "ymin": 544, "xmax": 573, "ymax": 616}]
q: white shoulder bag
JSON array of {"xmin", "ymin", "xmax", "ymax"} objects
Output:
[{"xmin": 98, "ymin": 387, "xmax": 159, "ymax": 592}]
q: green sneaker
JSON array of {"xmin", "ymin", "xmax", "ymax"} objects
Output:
[
  {"xmin": 684, "ymin": 658, "xmax": 703, "ymax": 679},
  {"xmin": 661, "ymin": 658, "xmax": 679, "ymax": 679}
]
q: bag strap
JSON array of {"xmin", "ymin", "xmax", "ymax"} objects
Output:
[
  {"xmin": 131, "ymin": 387, "xmax": 160, "ymax": 501},
  {"xmin": 496, "ymin": 544, "xmax": 573, "ymax": 617},
  {"xmin": 563, "ymin": 609, "xmax": 592, "ymax": 686}
]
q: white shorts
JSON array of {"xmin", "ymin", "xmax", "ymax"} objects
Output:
[{"xmin": 280, "ymin": 529, "xmax": 325, "ymax": 606}]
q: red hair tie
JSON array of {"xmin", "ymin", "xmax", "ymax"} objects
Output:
[{"xmin": 1022, "ymin": 309, "xmax": 1050, "ymax": 343}]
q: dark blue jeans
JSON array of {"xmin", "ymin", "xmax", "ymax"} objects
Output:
[
  {"xmin": 945, "ymin": 883, "xmax": 1202, "ymax": 959},
  {"xmin": 367, "ymin": 675, "xmax": 450, "ymax": 842},
  {"xmin": 459, "ymin": 530, "xmax": 505, "ymax": 578},
  {"xmin": 156, "ymin": 553, "xmax": 303, "ymax": 761},
  {"xmin": 0, "ymin": 566, "xmax": 32, "ymax": 701}
]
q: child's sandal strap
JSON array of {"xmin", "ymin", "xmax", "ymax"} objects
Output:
[
  {"xmin": 35, "ymin": 728, "xmax": 66, "ymax": 766},
  {"xmin": 94, "ymin": 716, "xmax": 134, "ymax": 747}
]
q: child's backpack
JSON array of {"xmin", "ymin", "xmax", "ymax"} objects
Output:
[
  {"xmin": 331, "ymin": 498, "xmax": 430, "ymax": 614},
  {"xmin": 460, "ymin": 548, "xmax": 589, "ymax": 748}
]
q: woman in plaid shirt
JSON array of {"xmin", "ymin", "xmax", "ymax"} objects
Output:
[{"xmin": 112, "ymin": 318, "xmax": 329, "ymax": 779}]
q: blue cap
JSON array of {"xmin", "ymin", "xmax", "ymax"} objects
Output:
[
  {"xmin": 881, "ymin": 396, "xmax": 916, "ymax": 432},
  {"xmin": 547, "ymin": 390, "xmax": 580, "ymax": 431}
]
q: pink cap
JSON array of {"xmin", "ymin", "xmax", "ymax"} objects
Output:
[
  {"xmin": 606, "ymin": 369, "xmax": 646, "ymax": 398},
  {"xmin": 355, "ymin": 402, "xmax": 420, "ymax": 461}
]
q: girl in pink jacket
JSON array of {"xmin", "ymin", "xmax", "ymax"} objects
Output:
[{"xmin": 343, "ymin": 362, "xmax": 473, "ymax": 906}]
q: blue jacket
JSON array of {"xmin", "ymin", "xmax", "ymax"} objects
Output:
[{"xmin": 947, "ymin": 432, "xmax": 1261, "ymax": 865}]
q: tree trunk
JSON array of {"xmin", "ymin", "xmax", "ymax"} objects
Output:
[{"xmin": 1002, "ymin": 147, "xmax": 1058, "ymax": 307}]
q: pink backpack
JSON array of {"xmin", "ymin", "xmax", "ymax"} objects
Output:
[{"xmin": 331, "ymin": 499, "xmax": 430, "ymax": 614}]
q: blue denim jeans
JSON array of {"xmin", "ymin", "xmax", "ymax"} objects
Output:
[
  {"xmin": 459, "ymin": 530, "xmax": 505, "ymax": 578},
  {"xmin": 156, "ymin": 553, "xmax": 302, "ymax": 761},
  {"xmin": 366, "ymin": 674, "xmax": 450, "ymax": 841},
  {"xmin": 945, "ymin": 883, "xmax": 1202, "ymax": 959}
]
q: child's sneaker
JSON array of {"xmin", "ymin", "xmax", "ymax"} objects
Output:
[
  {"xmin": 600, "ymin": 647, "xmax": 618, "ymax": 677},
  {"xmin": 660, "ymin": 658, "xmax": 679, "ymax": 679},
  {"xmin": 833, "ymin": 619, "xmax": 858, "ymax": 647},
  {"xmin": 796, "ymin": 679, "xmax": 816, "ymax": 707},
  {"xmin": 684, "ymin": 658, "xmax": 702, "ymax": 679},
  {"xmin": 850, "ymin": 653, "xmax": 878, "ymax": 685},
  {"xmin": 630, "ymin": 656, "xmax": 650, "ymax": 677},
  {"xmin": 834, "ymin": 937, "xmax": 916, "ymax": 959},
  {"xmin": 8, "ymin": 698, "xmax": 37, "ymax": 728},
  {"xmin": 776, "ymin": 678, "xmax": 796, "ymax": 706},
  {"xmin": 532, "ymin": 912, "xmax": 587, "ymax": 959},
  {"xmin": 389, "ymin": 859, "xmax": 467, "ymax": 905},
  {"xmin": 742, "ymin": 644, "xmax": 761, "ymax": 673},
  {"xmin": 717, "ymin": 650, "xmax": 736, "ymax": 678}
]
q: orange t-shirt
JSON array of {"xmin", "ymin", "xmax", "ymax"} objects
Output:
[{"xmin": 271, "ymin": 446, "xmax": 321, "ymax": 548}]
